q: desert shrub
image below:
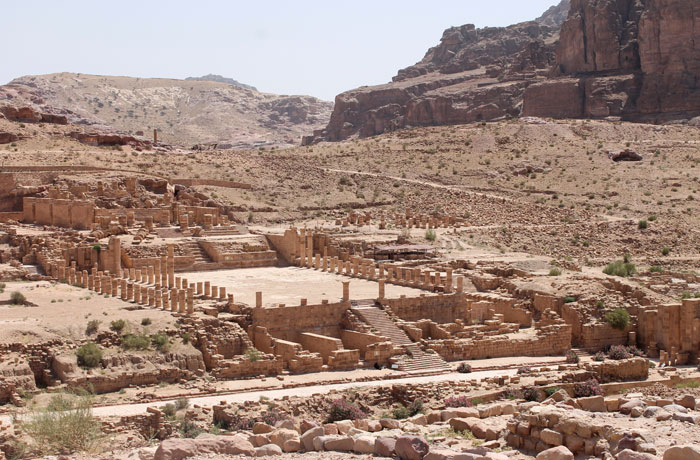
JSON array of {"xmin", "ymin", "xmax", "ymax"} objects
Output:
[
  {"xmin": 566, "ymin": 350, "xmax": 580, "ymax": 364},
  {"xmin": 327, "ymin": 398, "xmax": 366, "ymax": 422},
  {"xmin": 661, "ymin": 247, "xmax": 670, "ymax": 256},
  {"xmin": 548, "ymin": 268, "xmax": 562, "ymax": 276},
  {"xmin": 181, "ymin": 332, "xmax": 192, "ymax": 344},
  {"xmin": 175, "ymin": 397, "xmax": 190, "ymax": 411},
  {"xmin": 563, "ymin": 296, "xmax": 576, "ymax": 303},
  {"xmin": 338, "ymin": 176, "xmax": 352, "ymax": 186},
  {"xmin": 627, "ymin": 346, "xmax": 643, "ymax": 357},
  {"xmin": 161, "ymin": 403, "xmax": 176, "ymax": 418},
  {"xmin": 638, "ymin": 220, "xmax": 648, "ymax": 230},
  {"xmin": 23, "ymin": 395, "xmax": 102, "ymax": 454},
  {"xmin": 392, "ymin": 399, "xmax": 423, "ymax": 419},
  {"xmin": 85, "ymin": 320, "xmax": 100, "ymax": 335},
  {"xmin": 245, "ymin": 347, "xmax": 261, "ymax": 362},
  {"xmin": 607, "ymin": 345, "xmax": 632, "ymax": 360},
  {"xmin": 573, "ymin": 379, "xmax": 603, "ymax": 398},
  {"xmin": 425, "ymin": 229, "xmax": 437, "ymax": 242},
  {"xmin": 605, "ymin": 308, "xmax": 631, "ymax": 330},
  {"xmin": 603, "ymin": 260, "xmax": 637, "ymax": 277},
  {"xmin": 76, "ymin": 342, "xmax": 102, "ymax": 368},
  {"xmin": 110, "ymin": 319, "xmax": 126, "ymax": 334},
  {"xmin": 444, "ymin": 396, "xmax": 473, "ymax": 408},
  {"xmin": 0, "ymin": 282, "xmax": 5, "ymax": 293},
  {"xmin": 593, "ymin": 351, "xmax": 606, "ymax": 362},
  {"xmin": 522, "ymin": 387, "xmax": 540, "ymax": 402},
  {"xmin": 457, "ymin": 363, "xmax": 472, "ymax": 373},
  {"xmin": 544, "ymin": 387, "xmax": 561, "ymax": 398},
  {"xmin": 121, "ymin": 334, "xmax": 150, "ymax": 350},
  {"xmin": 505, "ymin": 388, "xmax": 523, "ymax": 400},
  {"xmin": 178, "ymin": 420, "xmax": 204, "ymax": 438},
  {"xmin": 10, "ymin": 291, "xmax": 26, "ymax": 305},
  {"xmin": 141, "ymin": 318, "xmax": 152, "ymax": 326},
  {"xmin": 649, "ymin": 266, "xmax": 664, "ymax": 273},
  {"xmin": 151, "ymin": 333, "xmax": 170, "ymax": 352}
]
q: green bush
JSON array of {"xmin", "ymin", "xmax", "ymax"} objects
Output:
[
  {"xmin": 85, "ymin": 320, "xmax": 100, "ymax": 335},
  {"xmin": 661, "ymin": 247, "xmax": 670, "ymax": 256},
  {"xmin": 10, "ymin": 291, "xmax": 26, "ymax": 305},
  {"xmin": 151, "ymin": 333, "xmax": 170, "ymax": 352},
  {"xmin": 605, "ymin": 308, "xmax": 631, "ymax": 330},
  {"xmin": 649, "ymin": 266, "xmax": 664, "ymax": 274},
  {"xmin": 638, "ymin": 220, "xmax": 648, "ymax": 230},
  {"xmin": 0, "ymin": 282, "xmax": 5, "ymax": 293},
  {"xmin": 161, "ymin": 403, "xmax": 176, "ymax": 418},
  {"xmin": 121, "ymin": 334, "xmax": 150, "ymax": 350},
  {"xmin": 548, "ymin": 268, "xmax": 562, "ymax": 276},
  {"xmin": 110, "ymin": 319, "xmax": 126, "ymax": 334},
  {"xmin": 563, "ymin": 296, "xmax": 577, "ymax": 304},
  {"xmin": 141, "ymin": 318, "xmax": 152, "ymax": 326},
  {"xmin": 23, "ymin": 395, "xmax": 102, "ymax": 454},
  {"xmin": 603, "ymin": 260, "xmax": 637, "ymax": 277},
  {"xmin": 175, "ymin": 397, "xmax": 190, "ymax": 411},
  {"xmin": 76, "ymin": 343, "xmax": 102, "ymax": 368},
  {"xmin": 245, "ymin": 347, "xmax": 261, "ymax": 362},
  {"xmin": 425, "ymin": 229, "xmax": 437, "ymax": 242}
]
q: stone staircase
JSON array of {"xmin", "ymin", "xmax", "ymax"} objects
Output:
[
  {"xmin": 351, "ymin": 306, "xmax": 450, "ymax": 374},
  {"xmin": 182, "ymin": 241, "xmax": 214, "ymax": 267}
]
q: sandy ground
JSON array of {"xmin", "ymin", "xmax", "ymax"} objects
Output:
[
  {"xmin": 178, "ymin": 266, "xmax": 425, "ymax": 306},
  {"xmin": 0, "ymin": 281, "xmax": 177, "ymax": 343}
]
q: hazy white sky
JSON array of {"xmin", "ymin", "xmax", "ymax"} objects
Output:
[{"xmin": 4, "ymin": 1, "xmax": 560, "ymax": 100}]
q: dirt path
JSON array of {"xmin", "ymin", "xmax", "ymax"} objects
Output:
[{"xmin": 0, "ymin": 368, "xmax": 518, "ymax": 423}]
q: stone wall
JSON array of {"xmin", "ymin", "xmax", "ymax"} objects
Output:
[
  {"xmin": 638, "ymin": 299, "xmax": 700, "ymax": 363},
  {"xmin": 23, "ymin": 197, "xmax": 95, "ymax": 230},
  {"xmin": 251, "ymin": 302, "xmax": 350, "ymax": 342},
  {"xmin": 380, "ymin": 293, "xmax": 467, "ymax": 324},
  {"xmin": 427, "ymin": 324, "xmax": 572, "ymax": 361}
]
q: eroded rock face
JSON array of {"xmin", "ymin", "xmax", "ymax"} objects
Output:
[{"xmin": 524, "ymin": 0, "xmax": 700, "ymax": 122}]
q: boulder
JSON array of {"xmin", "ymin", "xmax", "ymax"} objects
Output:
[
  {"xmin": 323, "ymin": 435, "xmax": 354, "ymax": 452},
  {"xmin": 375, "ymin": 437, "xmax": 397, "ymax": 457},
  {"xmin": 616, "ymin": 449, "xmax": 658, "ymax": 460},
  {"xmin": 380, "ymin": 418, "xmax": 401, "ymax": 429},
  {"xmin": 301, "ymin": 426, "xmax": 324, "ymax": 451},
  {"xmin": 663, "ymin": 446, "xmax": 700, "ymax": 460},
  {"xmin": 620, "ymin": 400, "xmax": 646, "ymax": 415},
  {"xmin": 255, "ymin": 444, "xmax": 282, "ymax": 457},
  {"xmin": 300, "ymin": 419, "xmax": 318, "ymax": 433},
  {"xmin": 578, "ymin": 396, "xmax": 606, "ymax": 412},
  {"xmin": 536, "ymin": 446, "xmax": 575, "ymax": 460},
  {"xmin": 424, "ymin": 449, "xmax": 458, "ymax": 460},
  {"xmin": 252, "ymin": 422, "xmax": 274, "ymax": 434},
  {"xmin": 154, "ymin": 434, "xmax": 255, "ymax": 460},
  {"xmin": 336, "ymin": 419, "xmax": 354, "ymax": 434},
  {"xmin": 540, "ymin": 428, "xmax": 564, "ymax": 446},
  {"xmin": 674, "ymin": 395, "xmax": 696, "ymax": 410},
  {"xmin": 269, "ymin": 428, "xmax": 299, "ymax": 450},
  {"xmin": 395, "ymin": 435, "xmax": 430, "ymax": 460},
  {"xmin": 354, "ymin": 435, "xmax": 377, "ymax": 454}
]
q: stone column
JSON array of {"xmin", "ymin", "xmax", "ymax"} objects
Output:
[
  {"xmin": 256, "ymin": 291, "xmax": 262, "ymax": 308},
  {"xmin": 167, "ymin": 245, "xmax": 175, "ymax": 288},
  {"xmin": 457, "ymin": 276, "xmax": 464, "ymax": 293},
  {"xmin": 161, "ymin": 290, "xmax": 169, "ymax": 310},
  {"xmin": 204, "ymin": 281, "xmax": 211, "ymax": 298},
  {"xmin": 127, "ymin": 282, "xmax": 134, "ymax": 302},
  {"xmin": 178, "ymin": 290, "xmax": 186, "ymax": 314},
  {"xmin": 155, "ymin": 289, "xmax": 162, "ymax": 308},
  {"xmin": 342, "ymin": 281, "xmax": 350, "ymax": 302},
  {"xmin": 219, "ymin": 287, "xmax": 227, "ymax": 300},
  {"xmin": 160, "ymin": 255, "xmax": 168, "ymax": 287},
  {"xmin": 148, "ymin": 266, "xmax": 155, "ymax": 285},
  {"xmin": 82, "ymin": 270, "xmax": 89, "ymax": 288},
  {"xmin": 175, "ymin": 277, "xmax": 181, "ymax": 290},
  {"xmin": 170, "ymin": 288, "xmax": 178, "ymax": 312},
  {"xmin": 211, "ymin": 286, "xmax": 218, "ymax": 299},
  {"xmin": 196, "ymin": 282, "xmax": 203, "ymax": 295},
  {"xmin": 134, "ymin": 284, "xmax": 142, "ymax": 304},
  {"xmin": 378, "ymin": 279, "xmax": 385, "ymax": 300},
  {"xmin": 187, "ymin": 288, "xmax": 194, "ymax": 315},
  {"xmin": 112, "ymin": 277, "xmax": 119, "ymax": 297}
]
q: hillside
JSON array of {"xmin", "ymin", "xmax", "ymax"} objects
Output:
[
  {"xmin": 305, "ymin": 0, "xmax": 700, "ymax": 144},
  {"xmin": 1, "ymin": 73, "xmax": 333, "ymax": 149}
]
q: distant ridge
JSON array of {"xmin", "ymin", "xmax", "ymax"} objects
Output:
[{"xmin": 185, "ymin": 74, "xmax": 257, "ymax": 91}]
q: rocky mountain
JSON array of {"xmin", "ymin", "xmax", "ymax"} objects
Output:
[
  {"xmin": 305, "ymin": 0, "xmax": 699, "ymax": 144},
  {"xmin": 524, "ymin": 0, "xmax": 700, "ymax": 122},
  {"xmin": 1, "ymin": 73, "xmax": 332, "ymax": 149},
  {"xmin": 185, "ymin": 74, "xmax": 257, "ymax": 91},
  {"xmin": 303, "ymin": 1, "xmax": 569, "ymax": 144}
]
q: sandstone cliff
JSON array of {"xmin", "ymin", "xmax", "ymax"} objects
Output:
[
  {"xmin": 1, "ymin": 73, "xmax": 333, "ymax": 149},
  {"xmin": 524, "ymin": 0, "xmax": 700, "ymax": 122},
  {"xmin": 306, "ymin": 0, "xmax": 699, "ymax": 144}
]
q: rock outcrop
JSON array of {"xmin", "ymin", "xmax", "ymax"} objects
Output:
[
  {"xmin": 524, "ymin": 0, "xmax": 700, "ymax": 122},
  {"xmin": 306, "ymin": 0, "xmax": 699, "ymax": 144}
]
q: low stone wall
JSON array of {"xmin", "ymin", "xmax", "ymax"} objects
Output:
[
  {"xmin": 299, "ymin": 333, "xmax": 344, "ymax": 363},
  {"xmin": 251, "ymin": 302, "xmax": 351, "ymax": 342},
  {"xmin": 380, "ymin": 293, "xmax": 467, "ymax": 324},
  {"xmin": 0, "ymin": 212, "xmax": 22, "ymax": 222},
  {"xmin": 426, "ymin": 324, "xmax": 571, "ymax": 361}
]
